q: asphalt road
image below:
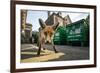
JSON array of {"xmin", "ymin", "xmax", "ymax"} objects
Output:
[
  {"xmin": 45, "ymin": 45, "xmax": 89, "ymax": 61},
  {"xmin": 21, "ymin": 44, "xmax": 89, "ymax": 62}
]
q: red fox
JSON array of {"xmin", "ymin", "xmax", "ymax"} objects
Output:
[{"xmin": 37, "ymin": 18, "xmax": 59, "ymax": 55}]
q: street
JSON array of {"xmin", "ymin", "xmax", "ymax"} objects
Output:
[{"xmin": 21, "ymin": 44, "xmax": 89, "ymax": 63}]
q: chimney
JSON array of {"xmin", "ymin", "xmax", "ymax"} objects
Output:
[
  {"xmin": 57, "ymin": 12, "xmax": 62, "ymax": 16},
  {"xmin": 48, "ymin": 11, "xmax": 50, "ymax": 17}
]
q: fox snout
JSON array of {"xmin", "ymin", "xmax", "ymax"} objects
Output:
[
  {"xmin": 45, "ymin": 35, "xmax": 52, "ymax": 44},
  {"xmin": 45, "ymin": 40, "xmax": 51, "ymax": 44}
]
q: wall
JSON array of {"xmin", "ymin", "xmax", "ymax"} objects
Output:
[{"xmin": 0, "ymin": 0, "xmax": 100, "ymax": 73}]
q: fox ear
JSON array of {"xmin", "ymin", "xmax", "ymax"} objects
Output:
[
  {"xmin": 39, "ymin": 18, "xmax": 46, "ymax": 28},
  {"xmin": 52, "ymin": 22, "xmax": 59, "ymax": 30}
]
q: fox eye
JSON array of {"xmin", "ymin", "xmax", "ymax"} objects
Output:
[
  {"xmin": 50, "ymin": 33, "xmax": 53, "ymax": 37},
  {"xmin": 44, "ymin": 32, "xmax": 47, "ymax": 35}
]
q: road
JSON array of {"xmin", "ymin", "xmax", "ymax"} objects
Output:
[
  {"xmin": 45, "ymin": 45, "xmax": 89, "ymax": 61},
  {"xmin": 21, "ymin": 44, "xmax": 89, "ymax": 62}
]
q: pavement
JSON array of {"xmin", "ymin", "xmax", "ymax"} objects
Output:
[{"xmin": 21, "ymin": 44, "xmax": 89, "ymax": 63}]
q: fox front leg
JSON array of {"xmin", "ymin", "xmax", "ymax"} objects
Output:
[
  {"xmin": 51, "ymin": 40, "xmax": 58, "ymax": 53},
  {"xmin": 37, "ymin": 39, "xmax": 45, "ymax": 55}
]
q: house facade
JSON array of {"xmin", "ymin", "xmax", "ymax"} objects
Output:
[
  {"xmin": 45, "ymin": 11, "xmax": 72, "ymax": 26},
  {"xmin": 21, "ymin": 10, "xmax": 32, "ymax": 43}
]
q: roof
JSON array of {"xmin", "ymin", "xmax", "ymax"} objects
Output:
[
  {"xmin": 45, "ymin": 12, "xmax": 63, "ymax": 25},
  {"xmin": 66, "ymin": 19, "xmax": 85, "ymax": 27}
]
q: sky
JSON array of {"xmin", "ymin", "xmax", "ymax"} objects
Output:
[
  {"xmin": 26, "ymin": 10, "xmax": 89, "ymax": 31},
  {"xmin": 26, "ymin": 11, "xmax": 48, "ymax": 31}
]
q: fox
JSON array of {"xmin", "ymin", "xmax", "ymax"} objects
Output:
[{"xmin": 37, "ymin": 18, "xmax": 59, "ymax": 55}]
